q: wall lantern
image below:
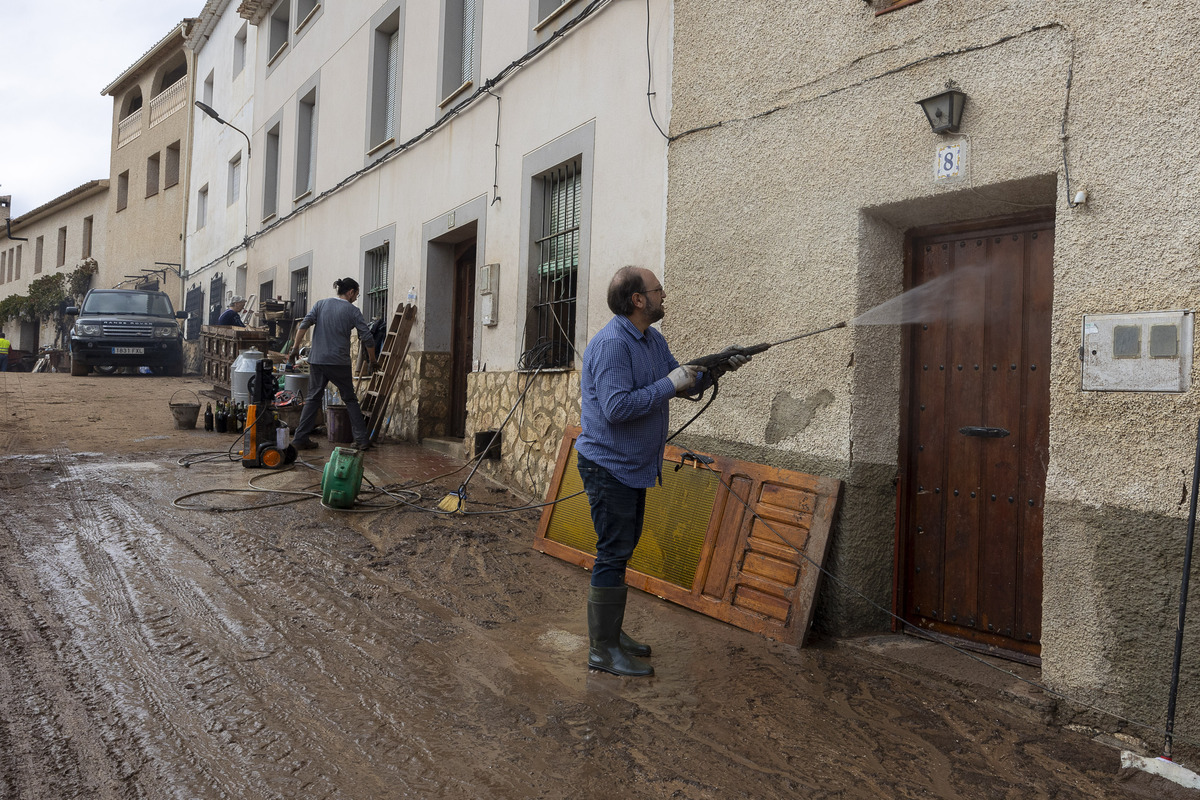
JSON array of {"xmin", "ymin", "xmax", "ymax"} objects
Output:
[{"xmin": 916, "ymin": 88, "xmax": 967, "ymax": 134}]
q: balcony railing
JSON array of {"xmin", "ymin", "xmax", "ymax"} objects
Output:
[
  {"xmin": 116, "ymin": 108, "xmax": 143, "ymax": 149},
  {"xmin": 149, "ymin": 76, "xmax": 189, "ymax": 128}
]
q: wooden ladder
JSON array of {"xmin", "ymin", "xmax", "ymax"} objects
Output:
[{"xmin": 359, "ymin": 301, "xmax": 417, "ymax": 443}]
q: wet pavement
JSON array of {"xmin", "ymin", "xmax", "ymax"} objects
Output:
[{"xmin": 0, "ymin": 371, "xmax": 1190, "ymax": 798}]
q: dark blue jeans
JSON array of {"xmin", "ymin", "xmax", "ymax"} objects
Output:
[{"xmin": 577, "ymin": 452, "xmax": 646, "ymax": 588}]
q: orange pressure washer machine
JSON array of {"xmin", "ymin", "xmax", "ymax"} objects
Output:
[{"xmin": 241, "ymin": 357, "xmax": 297, "ymax": 469}]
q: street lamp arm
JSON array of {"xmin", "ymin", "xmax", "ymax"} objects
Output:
[{"xmin": 194, "ymin": 100, "xmax": 251, "ymax": 157}]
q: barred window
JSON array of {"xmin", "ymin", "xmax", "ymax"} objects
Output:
[
  {"xmin": 208, "ymin": 275, "xmax": 226, "ymax": 325},
  {"xmin": 529, "ymin": 159, "xmax": 580, "ymax": 368},
  {"xmin": 291, "ymin": 267, "xmax": 309, "ymax": 317},
  {"xmin": 184, "ymin": 286, "xmax": 204, "ymax": 340},
  {"xmin": 364, "ymin": 244, "xmax": 390, "ymax": 321}
]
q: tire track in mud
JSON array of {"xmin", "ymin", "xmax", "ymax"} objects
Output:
[
  {"xmin": 47, "ymin": 452, "xmax": 391, "ymax": 798},
  {"xmin": 0, "ymin": 499, "xmax": 147, "ymax": 799},
  {"xmin": 43, "ymin": 451, "xmax": 543, "ymax": 797},
  {"xmin": 43, "ymin": 451, "xmax": 271, "ymax": 798}
]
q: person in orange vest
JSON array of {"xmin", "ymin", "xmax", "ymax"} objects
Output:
[{"xmin": 0, "ymin": 331, "xmax": 10, "ymax": 372}]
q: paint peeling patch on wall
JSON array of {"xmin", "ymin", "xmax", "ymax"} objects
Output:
[{"xmin": 765, "ymin": 389, "xmax": 834, "ymax": 445}]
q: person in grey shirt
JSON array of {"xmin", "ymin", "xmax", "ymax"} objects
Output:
[{"xmin": 286, "ymin": 277, "xmax": 378, "ymax": 450}]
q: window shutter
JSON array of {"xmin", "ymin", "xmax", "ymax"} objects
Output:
[
  {"xmin": 461, "ymin": 0, "xmax": 475, "ymax": 84},
  {"xmin": 386, "ymin": 30, "xmax": 399, "ymax": 138}
]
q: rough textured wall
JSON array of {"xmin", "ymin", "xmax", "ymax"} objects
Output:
[
  {"xmin": 466, "ymin": 370, "xmax": 581, "ymax": 499},
  {"xmin": 668, "ymin": 0, "xmax": 1200, "ymax": 750},
  {"xmin": 375, "ymin": 352, "xmax": 451, "ymax": 443}
]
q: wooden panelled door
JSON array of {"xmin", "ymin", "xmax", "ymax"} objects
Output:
[
  {"xmin": 897, "ymin": 213, "xmax": 1053, "ymax": 660},
  {"xmin": 449, "ymin": 242, "xmax": 476, "ymax": 439}
]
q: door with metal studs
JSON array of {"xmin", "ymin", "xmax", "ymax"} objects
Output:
[{"xmin": 897, "ymin": 212, "xmax": 1053, "ymax": 661}]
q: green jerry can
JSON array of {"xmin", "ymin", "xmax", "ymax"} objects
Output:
[{"xmin": 322, "ymin": 446, "xmax": 365, "ymax": 509}]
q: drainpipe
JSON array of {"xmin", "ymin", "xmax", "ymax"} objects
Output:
[{"xmin": 1164, "ymin": 416, "xmax": 1200, "ymax": 760}]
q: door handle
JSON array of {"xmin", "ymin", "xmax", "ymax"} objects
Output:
[{"xmin": 959, "ymin": 426, "xmax": 1010, "ymax": 438}]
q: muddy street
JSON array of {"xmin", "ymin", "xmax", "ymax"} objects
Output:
[{"xmin": 0, "ymin": 372, "xmax": 1181, "ymax": 799}]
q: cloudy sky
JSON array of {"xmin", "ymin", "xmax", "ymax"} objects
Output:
[{"xmin": 0, "ymin": 0, "xmax": 206, "ymax": 217}]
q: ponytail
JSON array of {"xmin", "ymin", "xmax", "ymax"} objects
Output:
[{"xmin": 334, "ymin": 277, "xmax": 360, "ymax": 296}]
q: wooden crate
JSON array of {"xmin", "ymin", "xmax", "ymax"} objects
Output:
[{"xmin": 201, "ymin": 325, "xmax": 271, "ymax": 389}]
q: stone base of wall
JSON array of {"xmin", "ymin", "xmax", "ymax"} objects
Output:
[
  {"xmin": 376, "ymin": 351, "xmax": 451, "ymax": 443},
  {"xmin": 466, "ymin": 370, "xmax": 581, "ymax": 499},
  {"xmin": 370, "ymin": 358, "xmax": 580, "ymax": 500},
  {"xmin": 183, "ymin": 340, "xmax": 202, "ymax": 376}
]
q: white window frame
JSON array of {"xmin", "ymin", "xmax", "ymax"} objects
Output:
[
  {"xmin": 294, "ymin": 75, "xmax": 319, "ymax": 202},
  {"xmin": 437, "ymin": 0, "xmax": 480, "ymax": 112},
  {"xmin": 197, "ymin": 184, "xmax": 209, "ymax": 229},
  {"xmin": 228, "ymin": 153, "xmax": 242, "ymax": 207},
  {"xmin": 263, "ymin": 118, "xmax": 282, "ymax": 221},
  {"xmin": 366, "ymin": 0, "xmax": 405, "ymax": 159},
  {"xmin": 517, "ymin": 122, "xmax": 595, "ymax": 370}
]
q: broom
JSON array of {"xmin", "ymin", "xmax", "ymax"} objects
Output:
[{"xmin": 437, "ymin": 368, "xmax": 542, "ymax": 513}]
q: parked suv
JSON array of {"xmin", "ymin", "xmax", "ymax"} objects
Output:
[{"xmin": 67, "ymin": 289, "xmax": 187, "ymax": 376}]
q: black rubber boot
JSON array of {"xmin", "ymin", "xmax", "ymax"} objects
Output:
[
  {"xmin": 587, "ymin": 586, "xmax": 654, "ymax": 677},
  {"xmin": 619, "ymin": 630, "xmax": 651, "ymax": 658}
]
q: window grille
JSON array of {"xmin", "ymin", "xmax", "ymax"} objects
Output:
[
  {"xmin": 530, "ymin": 159, "xmax": 580, "ymax": 368},
  {"xmin": 364, "ymin": 245, "xmax": 390, "ymax": 321},
  {"xmin": 292, "ymin": 268, "xmax": 309, "ymax": 317},
  {"xmin": 209, "ymin": 275, "xmax": 226, "ymax": 325},
  {"xmin": 184, "ymin": 286, "xmax": 204, "ymax": 340}
]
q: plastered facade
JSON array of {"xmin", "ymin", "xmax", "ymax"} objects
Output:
[
  {"xmin": 0, "ymin": 183, "xmax": 110, "ymax": 352},
  {"xmin": 667, "ymin": 0, "xmax": 1200, "ymax": 756},
  {"xmin": 236, "ymin": 0, "xmax": 670, "ymax": 483},
  {"xmin": 184, "ymin": 0, "xmax": 258, "ymax": 335},
  {"xmin": 102, "ymin": 24, "xmax": 194, "ymax": 309}
]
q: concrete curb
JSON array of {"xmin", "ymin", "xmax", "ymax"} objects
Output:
[{"xmin": 1121, "ymin": 751, "xmax": 1200, "ymax": 790}]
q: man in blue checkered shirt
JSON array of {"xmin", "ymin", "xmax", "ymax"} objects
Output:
[{"xmin": 576, "ymin": 266, "xmax": 749, "ymax": 676}]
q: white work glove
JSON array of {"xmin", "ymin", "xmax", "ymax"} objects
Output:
[
  {"xmin": 725, "ymin": 352, "xmax": 751, "ymax": 371},
  {"xmin": 668, "ymin": 364, "xmax": 700, "ymax": 392},
  {"xmin": 708, "ymin": 347, "xmax": 752, "ymax": 379}
]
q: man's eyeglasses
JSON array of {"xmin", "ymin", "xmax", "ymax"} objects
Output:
[{"xmin": 639, "ymin": 286, "xmax": 665, "ymax": 296}]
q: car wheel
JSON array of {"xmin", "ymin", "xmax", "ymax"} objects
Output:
[
  {"xmin": 70, "ymin": 358, "xmax": 89, "ymax": 376},
  {"xmin": 167, "ymin": 360, "xmax": 184, "ymax": 377},
  {"xmin": 94, "ymin": 365, "xmax": 118, "ymax": 375}
]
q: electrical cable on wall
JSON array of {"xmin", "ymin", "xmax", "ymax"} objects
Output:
[
  {"xmin": 190, "ymin": 0, "xmax": 617, "ymax": 278},
  {"xmin": 668, "ymin": 22, "xmax": 1085, "ymax": 211},
  {"xmin": 644, "ymin": 0, "xmax": 669, "ymax": 141}
]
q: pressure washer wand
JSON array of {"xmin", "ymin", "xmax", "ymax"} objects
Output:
[{"xmin": 685, "ymin": 321, "xmax": 847, "ymax": 372}]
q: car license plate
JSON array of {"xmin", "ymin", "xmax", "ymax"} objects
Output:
[{"xmin": 112, "ymin": 347, "xmax": 144, "ymax": 355}]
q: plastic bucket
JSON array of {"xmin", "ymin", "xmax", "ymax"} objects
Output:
[
  {"xmin": 169, "ymin": 389, "xmax": 201, "ymax": 430},
  {"xmin": 326, "ymin": 405, "xmax": 353, "ymax": 443}
]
